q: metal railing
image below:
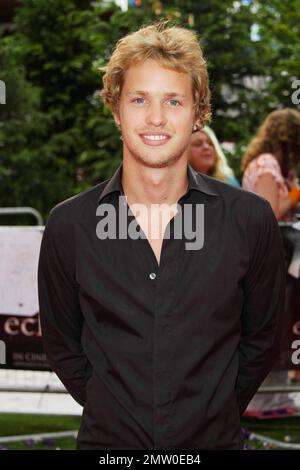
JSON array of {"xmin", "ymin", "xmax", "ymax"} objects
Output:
[{"xmin": 0, "ymin": 207, "xmax": 43, "ymax": 225}]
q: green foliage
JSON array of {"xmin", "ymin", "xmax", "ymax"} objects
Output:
[
  {"xmin": 255, "ymin": 1, "xmax": 300, "ymax": 107},
  {"xmin": 1, "ymin": 0, "xmax": 299, "ymax": 217},
  {"xmin": 0, "ymin": 0, "xmax": 122, "ymax": 221}
]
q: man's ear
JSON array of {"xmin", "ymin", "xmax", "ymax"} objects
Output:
[
  {"xmin": 113, "ymin": 111, "xmax": 121, "ymax": 129},
  {"xmin": 192, "ymin": 120, "xmax": 201, "ymax": 133}
]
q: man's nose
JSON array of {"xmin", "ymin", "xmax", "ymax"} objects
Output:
[{"xmin": 145, "ymin": 102, "xmax": 167, "ymax": 127}]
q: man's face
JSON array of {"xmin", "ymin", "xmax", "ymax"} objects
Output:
[{"xmin": 114, "ymin": 59, "xmax": 196, "ymax": 169}]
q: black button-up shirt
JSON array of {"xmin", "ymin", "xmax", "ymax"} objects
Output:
[{"xmin": 38, "ymin": 163, "xmax": 285, "ymax": 450}]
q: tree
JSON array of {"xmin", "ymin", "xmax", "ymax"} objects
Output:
[
  {"xmin": 1, "ymin": 0, "xmax": 299, "ymax": 218},
  {"xmin": 0, "ymin": 0, "xmax": 123, "ymax": 220},
  {"xmin": 254, "ymin": 0, "xmax": 300, "ymax": 110}
]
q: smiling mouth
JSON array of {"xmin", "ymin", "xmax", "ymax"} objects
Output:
[{"xmin": 139, "ymin": 133, "xmax": 171, "ymax": 146}]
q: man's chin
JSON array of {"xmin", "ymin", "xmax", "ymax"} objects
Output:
[{"xmin": 133, "ymin": 152, "xmax": 185, "ymax": 169}]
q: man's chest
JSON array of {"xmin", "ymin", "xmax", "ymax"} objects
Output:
[{"xmin": 75, "ymin": 213, "xmax": 249, "ymax": 326}]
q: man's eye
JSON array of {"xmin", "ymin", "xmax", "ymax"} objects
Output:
[
  {"xmin": 168, "ymin": 99, "xmax": 181, "ymax": 107},
  {"xmin": 133, "ymin": 97, "xmax": 145, "ymax": 104}
]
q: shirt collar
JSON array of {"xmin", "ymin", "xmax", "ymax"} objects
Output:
[
  {"xmin": 187, "ymin": 163, "xmax": 219, "ymax": 197},
  {"xmin": 97, "ymin": 162, "xmax": 218, "ymax": 205},
  {"xmin": 98, "ymin": 164, "xmax": 124, "ymax": 204}
]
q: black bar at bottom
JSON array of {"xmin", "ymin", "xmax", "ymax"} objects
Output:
[{"xmin": 1, "ymin": 450, "xmax": 300, "ymax": 466}]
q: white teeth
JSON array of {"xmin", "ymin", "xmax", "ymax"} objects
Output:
[{"xmin": 143, "ymin": 135, "xmax": 168, "ymax": 141}]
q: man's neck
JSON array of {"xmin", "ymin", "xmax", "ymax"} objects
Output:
[{"xmin": 121, "ymin": 157, "xmax": 189, "ymax": 207}]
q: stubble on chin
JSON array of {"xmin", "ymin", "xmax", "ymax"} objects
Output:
[{"xmin": 124, "ymin": 142, "xmax": 189, "ymax": 169}]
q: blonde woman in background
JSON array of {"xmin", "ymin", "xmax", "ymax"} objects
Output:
[
  {"xmin": 189, "ymin": 125, "xmax": 240, "ymax": 187},
  {"xmin": 242, "ymin": 108, "xmax": 300, "ymax": 221}
]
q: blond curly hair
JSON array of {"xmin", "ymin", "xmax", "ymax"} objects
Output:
[{"xmin": 99, "ymin": 21, "xmax": 211, "ymax": 128}]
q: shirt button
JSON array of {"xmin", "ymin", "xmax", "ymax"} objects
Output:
[{"xmin": 149, "ymin": 272, "xmax": 156, "ymax": 280}]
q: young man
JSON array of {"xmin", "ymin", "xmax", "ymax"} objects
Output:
[{"xmin": 38, "ymin": 23, "xmax": 285, "ymax": 450}]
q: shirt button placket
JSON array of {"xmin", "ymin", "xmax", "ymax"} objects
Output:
[{"xmin": 152, "ymin": 244, "xmax": 178, "ymax": 449}]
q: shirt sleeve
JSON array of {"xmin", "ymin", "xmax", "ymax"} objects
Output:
[
  {"xmin": 37, "ymin": 208, "xmax": 92, "ymax": 406},
  {"xmin": 235, "ymin": 197, "xmax": 286, "ymax": 414}
]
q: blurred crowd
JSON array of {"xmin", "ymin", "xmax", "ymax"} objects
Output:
[
  {"xmin": 188, "ymin": 108, "xmax": 300, "ymax": 222},
  {"xmin": 188, "ymin": 108, "xmax": 300, "ymax": 381}
]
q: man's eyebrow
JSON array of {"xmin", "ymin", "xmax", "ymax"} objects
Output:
[{"xmin": 126, "ymin": 91, "xmax": 187, "ymax": 98}]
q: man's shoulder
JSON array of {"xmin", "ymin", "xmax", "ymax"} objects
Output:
[
  {"xmin": 46, "ymin": 179, "xmax": 110, "ymax": 224},
  {"xmin": 200, "ymin": 173, "xmax": 275, "ymax": 222},
  {"xmin": 202, "ymin": 173, "xmax": 265, "ymax": 201}
]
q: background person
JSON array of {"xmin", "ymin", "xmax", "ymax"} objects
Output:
[
  {"xmin": 241, "ymin": 108, "xmax": 300, "ymax": 221},
  {"xmin": 189, "ymin": 125, "xmax": 240, "ymax": 187},
  {"xmin": 242, "ymin": 108, "xmax": 300, "ymax": 386}
]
